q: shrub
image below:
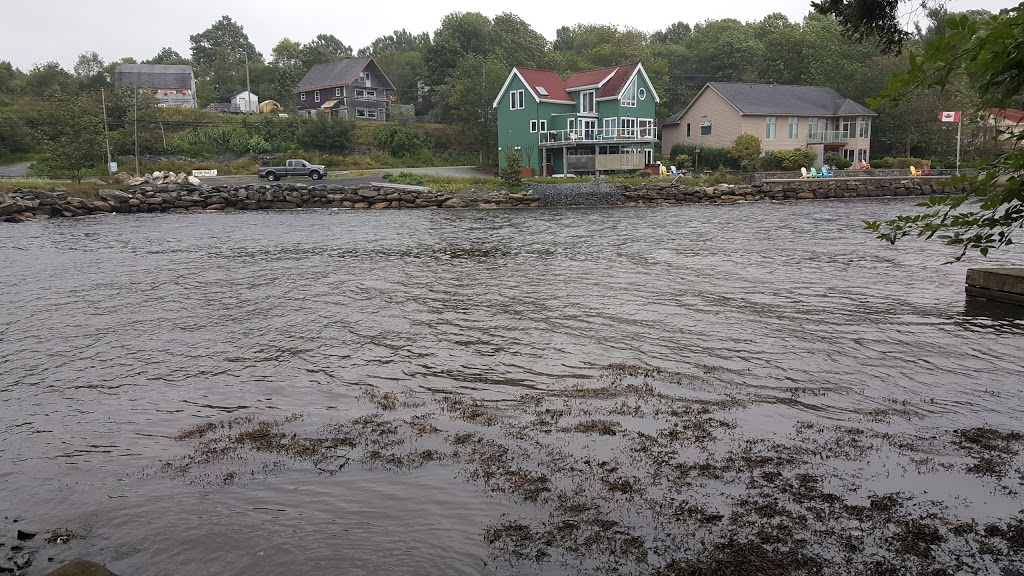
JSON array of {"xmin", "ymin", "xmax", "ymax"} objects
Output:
[
  {"xmin": 374, "ymin": 124, "xmax": 430, "ymax": 158},
  {"xmin": 499, "ymin": 150, "xmax": 523, "ymax": 188},
  {"xmin": 872, "ymin": 157, "xmax": 930, "ymax": 169},
  {"xmin": 824, "ymin": 152, "xmax": 852, "ymax": 169},
  {"xmin": 669, "ymin": 143, "xmax": 735, "ymax": 171},
  {"xmin": 297, "ymin": 117, "xmax": 354, "ymax": 154},
  {"xmin": 760, "ymin": 148, "xmax": 818, "ymax": 171},
  {"xmin": 729, "ymin": 133, "xmax": 762, "ymax": 171}
]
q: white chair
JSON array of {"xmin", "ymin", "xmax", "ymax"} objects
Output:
[{"xmin": 800, "ymin": 167, "xmax": 811, "ymax": 179}]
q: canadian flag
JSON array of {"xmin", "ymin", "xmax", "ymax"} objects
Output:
[{"xmin": 939, "ymin": 111, "xmax": 961, "ymax": 122}]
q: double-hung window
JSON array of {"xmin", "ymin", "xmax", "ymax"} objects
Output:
[
  {"xmin": 580, "ymin": 90, "xmax": 595, "ymax": 114},
  {"xmin": 314, "ymin": 91, "xmax": 320, "ymax": 103},
  {"xmin": 510, "ymin": 89, "xmax": 525, "ymax": 110},
  {"xmin": 530, "ymin": 120, "xmax": 538, "ymax": 133},
  {"xmin": 765, "ymin": 116, "xmax": 777, "ymax": 140},
  {"xmin": 788, "ymin": 117, "xmax": 799, "ymax": 139}
]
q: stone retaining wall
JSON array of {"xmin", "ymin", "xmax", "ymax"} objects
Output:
[
  {"xmin": 0, "ymin": 176, "xmax": 968, "ymax": 223},
  {"xmin": 0, "ymin": 183, "xmax": 540, "ymax": 223},
  {"xmin": 617, "ymin": 176, "xmax": 968, "ymax": 205}
]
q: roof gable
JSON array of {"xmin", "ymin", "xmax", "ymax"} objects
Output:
[
  {"xmin": 565, "ymin": 66, "xmax": 619, "ymax": 90},
  {"xmin": 491, "ymin": 67, "xmax": 575, "ymax": 108},
  {"xmin": 988, "ymin": 108, "xmax": 1024, "ymax": 124},
  {"xmin": 297, "ymin": 57, "xmax": 395, "ymax": 91}
]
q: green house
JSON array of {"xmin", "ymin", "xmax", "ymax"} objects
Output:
[{"xmin": 492, "ymin": 63, "xmax": 660, "ymax": 176}]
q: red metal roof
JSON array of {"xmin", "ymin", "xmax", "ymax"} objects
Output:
[
  {"xmin": 516, "ymin": 67, "xmax": 574, "ymax": 102},
  {"xmin": 565, "ymin": 66, "xmax": 619, "ymax": 90},
  {"xmin": 988, "ymin": 108, "xmax": 1024, "ymax": 124},
  {"xmin": 596, "ymin": 65, "xmax": 637, "ymax": 99}
]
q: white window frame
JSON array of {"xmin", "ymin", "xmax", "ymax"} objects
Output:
[
  {"xmin": 788, "ymin": 117, "xmax": 799, "ymax": 139},
  {"xmin": 335, "ymin": 87, "xmax": 341, "ymax": 97},
  {"xmin": 765, "ymin": 116, "xmax": 777, "ymax": 140},
  {"xmin": 621, "ymin": 77, "xmax": 637, "ymax": 107},
  {"xmin": 580, "ymin": 90, "xmax": 595, "ymax": 114},
  {"xmin": 539, "ymin": 120, "xmax": 547, "ymax": 132},
  {"xmin": 621, "ymin": 117, "xmax": 638, "ymax": 138},
  {"xmin": 858, "ymin": 117, "xmax": 870, "ymax": 139},
  {"xmin": 509, "ymin": 89, "xmax": 524, "ymax": 110},
  {"xmin": 639, "ymin": 118, "xmax": 654, "ymax": 138},
  {"xmin": 603, "ymin": 117, "xmax": 617, "ymax": 139},
  {"xmin": 530, "ymin": 120, "xmax": 538, "ymax": 133},
  {"xmin": 314, "ymin": 91, "xmax": 320, "ymax": 103},
  {"xmin": 638, "ymin": 87, "xmax": 646, "ymax": 101},
  {"xmin": 567, "ymin": 118, "xmax": 576, "ymax": 138},
  {"xmin": 300, "ymin": 92, "xmax": 306, "ymax": 101}
]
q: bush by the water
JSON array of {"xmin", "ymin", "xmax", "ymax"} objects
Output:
[
  {"xmin": 870, "ymin": 157, "xmax": 932, "ymax": 169},
  {"xmin": 760, "ymin": 148, "xmax": 819, "ymax": 171},
  {"xmin": 669, "ymin": 143, "xmax": 735, "ymax": 171},
  {"xmin": 824, "ymin": 152, "xmax": 853, "ymax": 170}
]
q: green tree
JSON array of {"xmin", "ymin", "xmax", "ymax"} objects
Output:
[
  {"xmin": 299, "ymin": 34, "xmax": 353, "ymax": 69},
  {"xmin": 375, "ymin": 124, "xmax": 429, "ymax": 157},
  {"xmin": 190, "ymin": 16, "xmax": 262, "ymax": 104},
  {"xmin": 0, "ymin": 60, "xmax": 26, "ymax": 94},
  {"xmin": 730, "ymin": 133, "xmax": 762, "ymax": 171},
  {"xmin": 25, "ymin": 62, "xmax": 75, "ymax": 96},
  {"xmin": 146, "ymin": 47, "xmax": 190, "ymax": 65},
  {"xmin": 358, "ymin": 29, "xmax": 431, "ymax": 56},
  {"xmin": 0, "ymin": 109, "xmax": 34, "ymax": 158},
  {"xmin": 297, "ymin": 117, "xmax": 354, "ymax": 153},
  {"xmin": 855, "ymin": 4, "xmax": 1024, "ymax": 258},
  {"xmin": 35, "ymin": 90, "xmax": 104, "ymax": 182}
]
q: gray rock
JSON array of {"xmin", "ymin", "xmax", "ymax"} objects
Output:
[
  {"xmin": 187, "ymin": 176, "xmax": 201, "ymax": 186},
  {"xmin": 98, "ymin": 189, "xmax": 131, "ymax": 203},
  {"xmin": 124, "ymin": 177, "xmax": 145, "ymax": 186},
  {"xmin": 442, "ymin": 197, "xmax": 466, "ymax": 208}
]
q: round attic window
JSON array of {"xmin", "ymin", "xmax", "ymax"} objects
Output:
[{"xmin": 638, "ymin": 88, "xmax": 646, "ymax": 100}]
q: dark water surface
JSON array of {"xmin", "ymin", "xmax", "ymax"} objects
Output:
[{"xmin": 1, "ymin": 200, "xmax": 1023, "ymax": 575}]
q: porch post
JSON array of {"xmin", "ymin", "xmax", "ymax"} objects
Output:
[{"xmin": 562, "ymin": 146, "xmax": 568, "ymax": 177}]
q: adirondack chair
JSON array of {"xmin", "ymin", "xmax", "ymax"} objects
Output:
[
  {"xmin": 800, "ymin": 167, "xmax": 811, "ymax": 179},
  {"xmin": 670, "ymin": 165, "xmax": 687, "ymax": 183},
  {"xmin": 909, "ymin": 166, "xmax": 921, "ymax": 176},
  {"xmin": 810, "ymin": 167, "xmax": 822, "ymax": 178},
  {"xmin": 821, "ymin": 165, "xmax": 835, "ymax": 178}
]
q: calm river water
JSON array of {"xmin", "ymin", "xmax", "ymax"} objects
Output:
[{"xmin": 1, "ymin": 199, "xmax": 1023, "ymax": 575}]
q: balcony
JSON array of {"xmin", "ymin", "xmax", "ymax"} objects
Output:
[
  {"xmin": 540, "ymin": 127, "xmax": 658, "ymax": 147},
  {"xmin": 807, "ymin": 131, "xmax": 852, "ymax": 144}
]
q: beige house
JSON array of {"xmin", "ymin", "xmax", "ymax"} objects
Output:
[{"xmin": 662, "ymin": 82, "xmax": 876, "ymax": 168}]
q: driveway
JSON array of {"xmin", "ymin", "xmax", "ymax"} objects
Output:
[
  {"xmin": 202, "ymin": 165, "xmax": 493, "ymax": 188},
  {"xmin": 0, "ymin": 161, "xmax": 32, "ymax": 177}
]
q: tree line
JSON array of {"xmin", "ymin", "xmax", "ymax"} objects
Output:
[{"xmin": 0, "ymin": 7, "xmax": 1007, "ymax": 167}]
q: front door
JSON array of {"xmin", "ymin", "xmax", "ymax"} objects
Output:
[
  {"xmin": 581, "ymin": 119, "xmax": 597, "ymax": 141},
  {"xmin": 645, "ymin": 148, "xmax": 653, "ymax": 166}
]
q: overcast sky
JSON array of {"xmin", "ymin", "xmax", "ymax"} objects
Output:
[{"xmin": 0, "ymin": 0, "xmax": 1015, "ymax": 71}]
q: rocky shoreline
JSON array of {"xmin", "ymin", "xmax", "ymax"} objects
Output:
[{"xmin": 0, "ymin": 176, "xmax": 966, "ymax": 224}]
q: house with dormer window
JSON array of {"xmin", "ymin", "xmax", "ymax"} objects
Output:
[
  {"xmin": 296, "ymin": 57, "xmax": 396, "ymax": 120},
  {"xmin": 493, "ymin": 63, "xmax": 660, "ymax": 176}
]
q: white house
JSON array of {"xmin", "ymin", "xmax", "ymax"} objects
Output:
[{"xmin": 233, "ymin": 91, "xmax": 259, "ymax": 114}]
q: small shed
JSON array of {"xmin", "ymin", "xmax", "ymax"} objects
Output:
[{"xmin": 233, "ymin": 91, "xmax": 259, "ymax": 113}]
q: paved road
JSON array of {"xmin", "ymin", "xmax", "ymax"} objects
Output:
[
  {"xmin": 0, "ymin": 161, "xmax": 32, "ymax": 177},
  {"xmin": 202, "ymin": 165, "xmax": 493, "ymax": 188}
]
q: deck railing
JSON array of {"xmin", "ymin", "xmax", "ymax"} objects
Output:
[
  {"xmin": 807, "ymin": 131, "xmax": 852, "ymax": 143},
  {"xmin": 539, "ymin": 127, "xmax": 658, "ymax": 145}
]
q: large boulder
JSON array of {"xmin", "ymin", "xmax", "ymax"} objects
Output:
[
  {"xmin": 124, "ymin": 177, "xmax": 145, "ymax": 186},
  {"xmin": 98, "ymin": 189, "xmax": 131, "ymax": 203},
  {"xmin": 186, "ymin": 176, "xmax": 201, "ymax": 186}
]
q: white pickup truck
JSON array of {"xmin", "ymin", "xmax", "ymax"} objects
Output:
[{"xmin": 257, "ymin": 159, "xmax": 327, "ymax": 181}]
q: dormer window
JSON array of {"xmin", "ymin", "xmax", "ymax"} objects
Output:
[{"xmin": 580, "ymin": 90, "xmax": 595, "ymax": 114}]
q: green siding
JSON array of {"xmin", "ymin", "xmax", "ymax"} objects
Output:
[{"xmin": 496, "ymin": 67, "xmax": 659, "ymax": 174}]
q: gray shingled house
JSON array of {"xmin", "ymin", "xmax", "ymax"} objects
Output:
[
  {"xmin": 114, "ymin": 64, "xmax": 197, "ymax": 108},
  {"xmin": 296, "ymin": 57, "xmax": 396, "ymax": 120},
  {"xmin": 661, "ymin": 82, "xmax": 877, "ymax": 167}
]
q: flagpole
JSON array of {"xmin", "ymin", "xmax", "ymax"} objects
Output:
[{"xmin": 955, "ymin": 115, "xmax": 961, "ymax": 175}]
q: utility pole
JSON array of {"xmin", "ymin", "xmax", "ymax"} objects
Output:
[
  {"xmin": 956, "ymin": 115, "xmax": 962, "ymax": 175},
  {"xmin": 244, "ymin": 50, "xmax": 252, "ymax": 113},
  {"xmin": 100, "ymin": 88, "xmax": 112, "ymax": 171},
  {"xmin": 134, "ymin": 88, "xmax": 140, "ymax": 177}
]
